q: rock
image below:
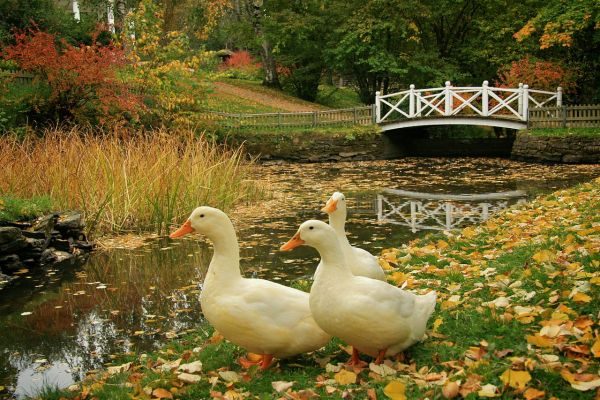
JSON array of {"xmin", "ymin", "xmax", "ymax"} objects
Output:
[
  {"xmin": 0, "ymin": 227, "xmax": 27, "ymax": 254},
  {"xmin": 0, "ymin": 254, "xmax": 23, "ymax": 272},
  {"xmin": 32, "ymin": 214, "xmax": 59, "ymax": 234},
  {"xmin": 55, "ymin": 211, "xmax": 84, "ymax": 231},
  {"xmin": 21, "ymin": 231, "xmax": 46, "ymax": 240}
]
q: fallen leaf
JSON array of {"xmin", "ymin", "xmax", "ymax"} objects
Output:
[
  {"xmin": 592, "ymin": 337, "xmax": 600, "ymax": 358},
  {"xmin": 383, "ymin": 380, "xmax": 406, "ymax": 400},
  {"xmin": 272, "ymin": 381, "xmax": 294, "ymax": 393},
  {"xmin": 499, "ymin": 369, "xmax": 531, "ymax": 389},
  {"xmin": 572, "ymin": 292, "xmax": 592, "ymax": 303},
  {"xmin": 442, "ymin": 381, "xmax": 459, "ymax": 398},
  {"xmin": 107, "ymin": 362, "xmax": 132, "ymax": 376},
  {"xmin": 178, "ymin": 372, "xmax": 202, "ymax": 384},
  {"xmin": 152, "ymin": 388, "xmax": 173, "ymax": 399},
  {"xmin": 178, "ymin": 360, "xmax": 202, "ymax": 374},
  {"xmin": 523, "ymin": 388, "xmax": 546, "ymax": 400},
  {"xmin": 334, "ymin": 369, "xmax": 357, "ymax": 385},
  {"xmin": 532, "ymin": 249, "xmax": 556, "ymax": 263},
  {"xmin": 219, "ymin": 371, "xmax": 241, "ymax": 383},
  {"xmin": 478, "ymin": 384, "xmax": 499, "ymax": 397},
  {"xmin": 369, "ymin": 362, "xmax": 396, "ymax": 377},
  {"xmin": 561, "ymin": 369, "xmax": 600, "ymax": 391}
]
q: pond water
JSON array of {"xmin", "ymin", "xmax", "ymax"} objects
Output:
[{"xmin": 1, "ymin": 157, "xmax": 599, "ymax": 398}]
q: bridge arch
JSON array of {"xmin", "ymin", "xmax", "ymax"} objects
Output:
[{"xmin": 376, "ymin": 81, "xmax": 561, "ymax": 131}]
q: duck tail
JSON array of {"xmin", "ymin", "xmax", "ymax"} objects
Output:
[{"xmin": 420, "ymin": 290, "xmax": 437, "ymax": 318}]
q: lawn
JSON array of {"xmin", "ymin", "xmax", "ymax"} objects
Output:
[
  {"xmin": 528, "ymin": 127, "xmax": 600, "ymax": 137},
  {"xmin": 37, "ymin": 178, "xmax": 600, "ymax": 399}
]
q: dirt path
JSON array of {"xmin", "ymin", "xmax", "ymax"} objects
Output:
[{"xmin": 213, "ymin": 81, "xmax": 326, "ymax": 112}]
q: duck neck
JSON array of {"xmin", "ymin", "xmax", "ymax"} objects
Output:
[
  {"xmin": 204, "ymin": 222, "xmax": 242, "ymax": 285},
  {"xmin": 329, "ymin": 210, "xmax": 351, "ymax": 249},
  {"xmin": 314, "ymin": 236, "xmax": 353, "ymax": 280}
]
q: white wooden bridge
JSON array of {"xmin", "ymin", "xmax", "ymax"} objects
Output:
[
  {"xmin": 376, "ymin": 81, "xmax": 562, "ymax": 130},
  {"xmin": 377, "ymin": 189, "xmax": 527, "ymax": 232}
]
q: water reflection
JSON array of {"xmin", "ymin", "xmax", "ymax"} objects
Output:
[
  {"xmin": 1, "ymin": 157, "xmax": 599, "ymax": 398},
  {"xmin": 377, "ymin": 189, "xmax": 528, "ymax": 232}
]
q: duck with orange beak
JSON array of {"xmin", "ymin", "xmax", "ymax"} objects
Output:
[
  {"xmin": 318, "ymin": 192, "xmax": 385, "ymax": 281},
  {"xmin": 170, "ymin": 207, "xmax": 331, "ymax": 370},
  {"xmin": 281, "ymin": 220, "xmax": 437, "ymax": 367}
]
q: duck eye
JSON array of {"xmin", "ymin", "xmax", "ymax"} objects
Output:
[
  {"xmin": 309, "ymin": 226, "xmax": 314, "ymax": 230},
  {"xmin": 200, "ymin": 214, "xmax": 205, "ymax": 218}
]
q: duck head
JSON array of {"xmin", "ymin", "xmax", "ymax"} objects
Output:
[
  {"xmin": 170, "ymin": 206, "xmax": 228, "ymax": 238},
  {"xmin": 280, "ymin": 220, "xmax": 337, "ymax": 251},
  {"xmin": 321, "ymin": 191, "xmax": 346, "ymax": 215}
]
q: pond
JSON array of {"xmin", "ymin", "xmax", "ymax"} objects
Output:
[{"xmin": 1, "ymin": 157, "xmax": 599, "ymax": 398}]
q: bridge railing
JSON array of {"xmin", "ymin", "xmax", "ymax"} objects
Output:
[{"xmin": 376, "ymin": 81, "xmax": 562, "ymax": 124}]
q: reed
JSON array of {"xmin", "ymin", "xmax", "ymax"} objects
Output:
[{"xmin": 0, "ymin": 127, "xmax": 264, "ymax": 236}]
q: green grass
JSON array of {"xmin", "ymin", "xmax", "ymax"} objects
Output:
[
  {"xmin": 315, "ymin": 84, "xmax": 365, "ymax": 108},
  {"xmin": 528, "ymin": 127, "xmax": 600, "ymax": 137},
  {"xmin": 0, "ymin": 194, "xmax": 53, "ymax": 222}
]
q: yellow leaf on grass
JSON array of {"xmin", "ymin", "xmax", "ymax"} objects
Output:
[
  {"xmin": 572, "ymin": 292, "xmax": 592, "ymax": 303},
  {"xmin": 523, "ymin": 388, "xmax": 545, "ymax": 400},
  {"xmin": 152, "ymin": 388, "xmax": 173, "ymax": 399},
  {"xmin": 499, "ymin": 369, "xmax": 531, "ymax": 389},
  {"xmin": 334, "ymin": 369, "xmax": 357, "ymax": 385},
  {"xmin": 526, "ymin": 335, "xmax": 554, "ymax": 348},
  {"xmin": 531, "ymin": 250, "xmax": 556, "ymax": 263},
  {"xmin": 433, "ymin": 318, "xmax": 443, "ymax": 332},
  {"xmin": 561, "ymin": 369, "xmax": 600, "ymax": 391},
  {"xmin": 590, "ymin": 276, "xmax": 600, "ymax": 285},
  {"xmin": 591, "ymin": 337, "xmax": 600, "ymax": 358},
  {"xmin": 437, "ymin": 240, "xmax": 449, "ymax": 250},
  {"xmin": 383, "ymin": 380, "xmax": 406, "ymax": 400},
  {"xmin": 461, "ymin": 226, "xmax": 477, "ymax": 239}
]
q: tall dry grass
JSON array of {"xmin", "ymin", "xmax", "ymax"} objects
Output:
[{"xmin": 0, "ymin": 127, "xmax": 264, "ymax": 236}]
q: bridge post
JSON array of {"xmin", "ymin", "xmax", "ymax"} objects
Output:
[
  {"xmin": 444, "ymin": 81, "xmax": 453, "ymax": 116},
  {"xmin": 375, "ymin": 91, "xmax": 381, "ymax": 123},
  {"xmin": 557, "ymin": 87, "xmax": 563, "ymax": 107},
  {"xmin": 482, "ymin": 81, "xmax": 489, "ymax": 117},
  {"xmin": 522, "ymin": 84, "xmax": 529, "ymax": 121},
  {"xmin": 409, "ymin": 84, "xmax": 415, "ymax": 117},
  {"xmin": 518, "ymin": 83, "xmax": 524, "ymax": 115}
]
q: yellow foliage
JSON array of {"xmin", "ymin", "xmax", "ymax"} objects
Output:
[
  {"xmin": 334, "ymin": 369, "xmax": 357, "ymax": 385},
  {"xmin": 383, "ymin": 380, "xmax": 407, "ymax": 400},
  {"xmin": 499, "ymin": 369, "xmax": 531, "ymax": 389}
]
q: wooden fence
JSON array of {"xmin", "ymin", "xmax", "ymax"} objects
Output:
[
  {"xmin": 0, "ymin": 71, "xmax": 34, "ymax": 84},
  {"xmin": 528, "ymin": 104, "xmax": 600, "ymax": 128},
  {"xmin": 198, "ymin": 106, "xmax": 375, "ymax": 129}
]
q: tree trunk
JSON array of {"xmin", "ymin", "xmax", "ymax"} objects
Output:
[{"xmin": 248, "ymin": 0, "xmax": 280, "ymax": 88}]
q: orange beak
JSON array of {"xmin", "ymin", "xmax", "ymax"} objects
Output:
[
  {"xmin": 321, "ymin": 198, "xmax": 338, "ymax": 214},
  {"xmin": 280, "ymin": 232, "xmax": 305, "ymax": 251},
  {"xmin": 169, "ymin": 219, "xmax": 194, "ymax": 238}
]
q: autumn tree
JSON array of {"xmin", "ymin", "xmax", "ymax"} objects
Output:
[{"xmin": 2, "ymin": 27, "xmax": 143, "ymax": 126}]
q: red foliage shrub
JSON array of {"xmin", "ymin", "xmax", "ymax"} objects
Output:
[
  {"xmin": 2, "ymin": 27, "xmax": 144, "ymax": 126},
  {"xmin": 496, "ymin": 57, "xmax": 576, "ymax": 92},
  {"xmin": 219, "ymin": 50, "xmax": 261, "ymax": 78}
]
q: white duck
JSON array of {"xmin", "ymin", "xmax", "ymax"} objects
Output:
[
  {"xmin": 317, "ymin": 191, "xmax": 386, "ymax": 281},
  {"xmin": 281, "ymin": 220, "xmax": 436, "ymax": 366},
  {"xmin": 170, "ymin": 207, "xmax": 331, "ymax": 370}
]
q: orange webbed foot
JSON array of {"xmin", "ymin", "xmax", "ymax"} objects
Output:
[{"xmin": 346, "ymin": 347, "xmax": 368, "ymax": 368}]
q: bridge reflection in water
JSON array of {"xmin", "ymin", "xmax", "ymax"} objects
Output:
[{"xmin": 377, "ymin": 189, "xmax": 527, "ymax": 232}]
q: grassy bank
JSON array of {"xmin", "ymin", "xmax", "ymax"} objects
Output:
[
  {"xmin": 38, "ymin": 178, "xmax": 600, "ymax": 399},
  {"xmin": 0, "ymin": 195, "xmax": 53, "ymax": 222},
  {"xmin": 528, "ymin": 127, "xmax": 600, "ymax": 137},
  {"xmin": 0, "ymin": 127, "xmax": 264, "ymax": 236}
]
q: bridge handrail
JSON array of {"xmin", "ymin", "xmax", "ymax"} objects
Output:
[
  {"xmin": 376, "ymin": 81, "xmax": 562, "ymax": 125},
  {"xmin": 382, "ymin": 189, "xmax": 527, "ymax": 201}
]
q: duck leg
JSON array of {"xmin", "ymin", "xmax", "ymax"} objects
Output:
[
  {"xmin": 374, "ymin": 349, "xmax": 387, "ymax": 365},
  {"xmin": 260, "ymin": 354, "xmax": 274, "ymax": 370},
  {"xmin": 346, "ymin": 347, "xmax": 368, "ymax": 368},
  {"xmin": 238, "ymin": 353, "xmax": 263, "ymax": 368}
]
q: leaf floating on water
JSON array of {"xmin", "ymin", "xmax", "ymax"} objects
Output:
[{"xmin": 20, "ymin": 312, "xmax": 32, "ymax": 316}]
